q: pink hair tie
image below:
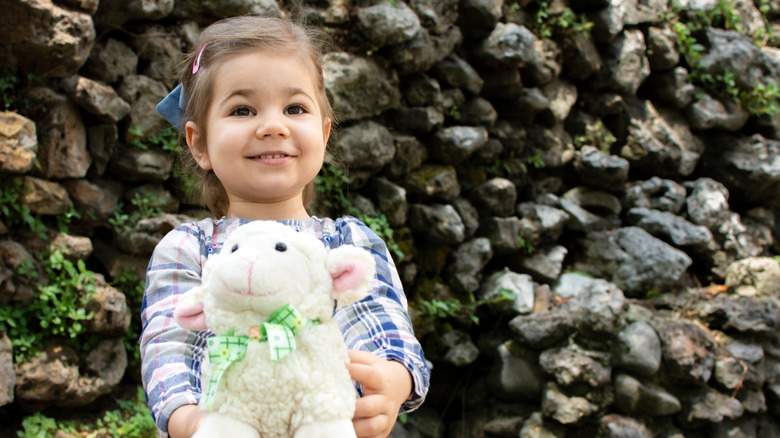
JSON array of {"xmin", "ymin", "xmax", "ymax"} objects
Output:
[{"xmin": 193, "ymin": 44, "xmax": 207, "ymax": 74}]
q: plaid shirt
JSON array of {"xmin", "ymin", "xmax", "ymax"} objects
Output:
[{"xmin": 140, "ymin": 216, "xmax": 430, "ymax": 437}]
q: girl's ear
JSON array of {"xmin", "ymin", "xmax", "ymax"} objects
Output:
[
  {"xmin": 185, "ymin": 121, "xmax": 212, "ymax": 170},
  {"xmin": 323, "ymin": 118, "xmax": 331, "ymax": 145}
]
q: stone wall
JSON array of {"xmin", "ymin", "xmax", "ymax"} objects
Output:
[{"xmin": 1, "ymin": 0, "xmax": 780, "ymax": 436}]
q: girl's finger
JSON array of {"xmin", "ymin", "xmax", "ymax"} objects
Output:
[
  {"xmin": 348, "ymin": 349, "xmax": 381, "ymax": 365},
  {"xmin": 346, "ymin": 360, "xmax": 385, "ymax": 391}
]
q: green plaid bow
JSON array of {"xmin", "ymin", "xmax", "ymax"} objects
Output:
[{"xmin": 204, "ymin": 304, "xmax": 320, "ymax": 410}]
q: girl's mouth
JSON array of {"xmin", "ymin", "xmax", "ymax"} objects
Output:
[{"xmin": 256, "ymin": 154, "xmax": 289, "ymax": 159}]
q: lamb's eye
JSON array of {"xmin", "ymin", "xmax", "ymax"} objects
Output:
[
  {"xmin": 275, "ymin": 242, "xmax": 287, "ymax": 252},
  {"xmin": 231, "ymin": 244, "xmax": 239, "ymax": 253}
]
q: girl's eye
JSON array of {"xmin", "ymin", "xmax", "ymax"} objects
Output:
[
  {"xmin": 231, "ymin": 106, "xmax": 254, "ymax": 117},
  {"xmin": 285, "ymin": 105, "xmax": 306, "ymax": 115},
  {"xmin": 275, "ymin": 242, "xmax": 287, "ymax": 252},
  {"xmin": 231, "ymin": 244, "xmax": 239, "ymax": 253}
]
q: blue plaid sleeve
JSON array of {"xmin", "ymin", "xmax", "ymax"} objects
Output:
[
  {"xmin": 140, "ymin": 221, "xmax": 209, "ymax": 437},
  {"xmin": 332, "ymin": 216, "xmax": 431, "ymax": 413}
]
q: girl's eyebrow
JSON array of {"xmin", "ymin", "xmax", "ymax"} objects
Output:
[{"xmin": 219, "ymin": 86, "xmax": 315, "ymax": 106}]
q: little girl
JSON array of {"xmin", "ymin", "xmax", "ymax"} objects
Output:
[{"xmin": 140, "ymin": 16, "xmax": 430, "ymax": 438}]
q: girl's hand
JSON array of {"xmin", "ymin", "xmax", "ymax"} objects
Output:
[
  {"xmin": 168, "ymin": 404, "xmax": 207, "ymax": 438},
  {"xmin": 346, "ymin": 350, "xmax": 413, "ymax": 438}
]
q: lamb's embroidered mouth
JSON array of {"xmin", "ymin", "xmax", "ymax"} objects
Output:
[{"xmin": 219, "ymin": 277, "xmax": 276, "ymax": 297}]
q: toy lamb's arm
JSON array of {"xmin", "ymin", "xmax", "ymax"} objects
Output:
[
  {"xmin": 327, "ymin": 245, "xmax": 376, "ymax": 307},
  {"xmin": 173, "ymin": 260, "xmax": 212, "ymax": 331}
]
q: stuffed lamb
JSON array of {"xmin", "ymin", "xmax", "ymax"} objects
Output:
[{"xmin": 173, "ymin": 221, "xmax": 376, "ymax": 438}]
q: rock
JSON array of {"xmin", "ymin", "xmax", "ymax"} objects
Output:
[
  {"xmin": 599, "ymin": 414, "xmax": 653, "ymax": 438},
  {"xmin": 514, "ymin": 245, "xmax": 568, "ymax": 284},
  {"xmin": 618, "ymin": 99, "xmax": 704, "ymax": 179},
  {"xmin": 714, "ymin": 340, "xmax": 766, "ymax": 391},
  {"xmin": 35, "ymin": 90, "xmax": 91, "ymax": 179},
  {"xmin": 647, "ymin": 67, "xmax": 696, "ymax": 108},
  {"xmin": 655, "ymin": 319, "xmax": 715, "ymax": 385},
  {"xmin": 519, "ymin": 411, "xmax": 565, "ymax": 438},
  {"xmin": 393, "ymin": 106, "xmax": 444, "ymax": 133},
  {"xmin": 324, "ymin": 52, "xmax": 401, "ymax": 122},
  {"xmin": 479, "ymin": 216, "xmax": 522, "ymax": 255},
  {"xmin": 622, "ymin": 177, "xmax": 687, "ymax": 214},
  {"xmin": 1, "ymin": 0, "xmax": 95, "ymax": 78},
  {"xmin": 409, "ymin": 0, "xmax": 458, "ymax": 32},
  {"xmin": 611, "ymin": 321, "xmax": 662, "ymax": 376},
  {"xmin": 430, "ymin": 54, "xmax": 484, "ymax": 96},
  {"xmin": 356, "ymin": 1, "xmax": 421, "ymax": 48},
  {"xmin": 701, "ymin": 134, "xmax": 780, "ymax": 209},
  {"xmin": 645, "ymin": 25, "xmax": 680, "ymax": 71},
  {"xmin": 170, "ymin": 0, "xmax": 281, "ymax": 20},
  {"xmin": 61, "ymin": 75, "xmax": 131, "ymax": 124},
  {"xmin": 561, "ymin": 31, "xmax": 602, "ymax": 81},
  {"xmin": 86, "ymin": 124, "xmax": 118, "ymax": 177},
  {"xmin": 0, "ymin": 112, "xmax": 38, "ymax": 174},
  {"xmin": 676, "ymin": 386, "xmax": 745, "ymax": 426},
  {"xmin": 539, "ymin": 346, "xmax": 611, "ymax": 388},
  {"xmin": 389, "ymin": 27, "xmax": 462, "ymax": 74},
  {"xmin": 402, "ymin": 165, "xmax": 461, "ymax": 201},
  {"xmin": 596, "ymin": 29, "xmax": 650, "ymax": 94},
  {"xmin": 374, "ymin": 177, "xmax": 408, "ymax": 227},
  {"xmin": 489, "ymin": 341, "xmax": 543, "ymax": 401},
  {"xmin": 444, "ymin": 237, "xmax": 493, "ymax": 295},
  {"xmin": 386, "ymin": 135, "xmax": 427, "ymax": 177},
  {"xmin": 80, "ymin": 38, "xmax": 138, "ymax": 85},
  {"xmin": 560, "ymin": 187, "xmax": 622, "ymax": 233},
  {"xmin": 130, "ymin": 24, "xmax": 182, "ymax": 86},
  {"xmin": 50, "ymin": 234, "xmax": 93, "ymax": 263},
  {"xmin": 541, "ymin": 382, "xmax": 599, "ymax": 425},
  {"xmin": 409, "ymin": 203, "xmax": 466, "ymax": 245},
  {"xmin": 21, "ymin": 176, "xmax": 72, "ymax": 216},
  {"xmin": 399, "ymin": 74, "xmax": 442, "ymax": 107},
  {"xmin": 574, "ymin": 226, "xmax": 692, "ymax": 297},
  {"xmin": 429, "ymin": 126, "xmax": 489, "ymax": 166},
  {"xmin": 686, "ymin": 93, "xmax": 750, "ymax": 132},
  {"xmin": 117, "ymin": 75, "xmax": 169, "ymax": 141},
  {"xmin": 509, "ymin": 307, "xmax": 575, "ymax": 348},
  {"xmin": 469, "ymin": 178, "xmax": 516, "ymax": 218},
  {"xmin": 64, "ymin": 178, "xmax": 122, "ymax": 221},
  {"xmin": 539, "ymin": 79, "xmax": 576, "ymax": 126},
  {"xmin": 14, "ymin": 339, "xmax": 127, "ymax": 408},
  {"xmin": 573, "ymin": 146, "xmax": 630, "ymax": 193},
  {"xmin": 725, "ymin": 257, "xmax": 780, "ymax": 298},
  {"xmin": 614, "ymin": 373, "xmax": 681, "ymax": 416},
  {"xmin": 625, "ymin": 207, "xmax": 715, "ymax": 254},
  {"xmin": 473, "ymin": 22, "xmax": 538, "ymax": 69},
  {"xmin": 565, "ymin": 280, "xmax": 627, "ymax": 349},
  {"xmin": 459, "ymin": 97, "xmax": 498, "ymax": 128},
  {"xmin": 107, "ymin": 144, "xmax": 174, "ymax": 183},
  {"xmin": 337, "ymin": 121, "xmax": 396, "ymax": 171},
  {"xmin": 696, "ymin": 295, "xmax": 780, "ymax": 335},
  {"xmin": 0, "ymin": 334, "xmax": 13, "ymax": 407},
  {"xmin": 439, "ymin": 330, "xmax": 479, "ymax": 367},
  {"xmin": 479, "ymin": 268, "xmax": 536, "ymax": 316},
  {"xmin": 95, "ymin": 0, "xmax": 173, "ymax": 28}
]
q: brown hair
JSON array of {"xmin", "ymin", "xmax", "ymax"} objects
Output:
[{"xmin": 175, "ymin": 15, "xmax": 334, "ymax": 218}]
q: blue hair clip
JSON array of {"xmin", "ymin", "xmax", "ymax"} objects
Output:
[{"xmin": 156, "ymin": 83, "xmax": 187, "ymax": 133}]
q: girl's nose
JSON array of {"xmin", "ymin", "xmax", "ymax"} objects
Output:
[{"xmin": 256, "ymin": 113, "xmax": 290, "ymax": 139}]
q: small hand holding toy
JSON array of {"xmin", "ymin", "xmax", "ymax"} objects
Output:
[{"xmin": 173, "ymin": 221, "xmax": 376, "ymax": 438}]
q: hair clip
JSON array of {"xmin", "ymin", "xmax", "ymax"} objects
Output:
[{"xmin": 193, "ymin": 44, "xmax": 207, "ymax": 74}]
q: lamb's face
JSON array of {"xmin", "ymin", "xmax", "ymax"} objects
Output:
[{"xmin": 204, "ymin": 222, "xmax": 332, "ymax": 319}]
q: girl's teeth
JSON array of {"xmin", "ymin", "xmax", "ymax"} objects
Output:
[{"xmin": 258, "ymin": 154, "xmax": 285, "ymax": 159}]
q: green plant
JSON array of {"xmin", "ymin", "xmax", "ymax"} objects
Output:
[
  {"xmin": 0, "ymin": 247, "xmax": 98, "ymax": 358},
  {"xmin": 448, "ymin": 105, "xmax": 461, "ymax": 120},
  {"xmin": 667, "ymin": 0, "xmax": 780, "ymax": 116},
  {"xmin": 517, "ymin": 235, "xmax": 535, "ymax": 254},
  {"xmin": 112, "ymin": 267, "xmax": 145, "ymax": 367},
  {"xmin": 109, "ymin": 189, "xmax": 165, "ymax": 234},
  {"xmin": 17, "ymin": 386, "xmax": 156, "ymax": 438},
  {"xmin": 573, "ymin": 119, "xmax": 617, "ymax": 154},
  {"xmin": 129, "ymin": 125, "xmax": 180, "ymax": 156},
  {"xmin": 0, "ymin": 175, "xmax": 48, "ymax": 238},
  {"xmin": 418, "ymin": 289, "xmax": 516, "ymax": 325},
  {"xmin": 530, "ymin": 1, "xmax": 594, "ymax": 39},
  {"xmin": 0, "ymin": 65, "xmax": 44, "ymax": 116},
  {"xmin": 314, "ymin": 158, "xmax": 404, "ymax": 259}
]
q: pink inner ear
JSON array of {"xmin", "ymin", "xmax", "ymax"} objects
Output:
[
  {"xmin": 332, "ymin": 260, "xmax": 368, "ymax": 293},
  {"xmin": 174, "ymin": 301, "xmax": 207, "ymax": 331}
]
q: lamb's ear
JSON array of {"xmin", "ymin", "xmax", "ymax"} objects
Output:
[
  {"xmin": 326, "ymin": 246, "xmax": 376, "ymax": 307},
  {"xmin": 174, "ymin": 286, "xmax": 207, "ymax": 331}
]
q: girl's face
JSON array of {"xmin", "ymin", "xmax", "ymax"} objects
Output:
[{"xmin": 186, "ymin": 49, "xmax": 330, "ymax": 220}]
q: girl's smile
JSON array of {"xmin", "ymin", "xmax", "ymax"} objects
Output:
[{"xmin": 185, "ymin": 49, "xmax": 331, "ymax": 220}]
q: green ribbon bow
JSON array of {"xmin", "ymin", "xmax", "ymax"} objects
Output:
[{"xmin": 204, "ymin": 304, "xmax": 319, "ymax": 410}]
